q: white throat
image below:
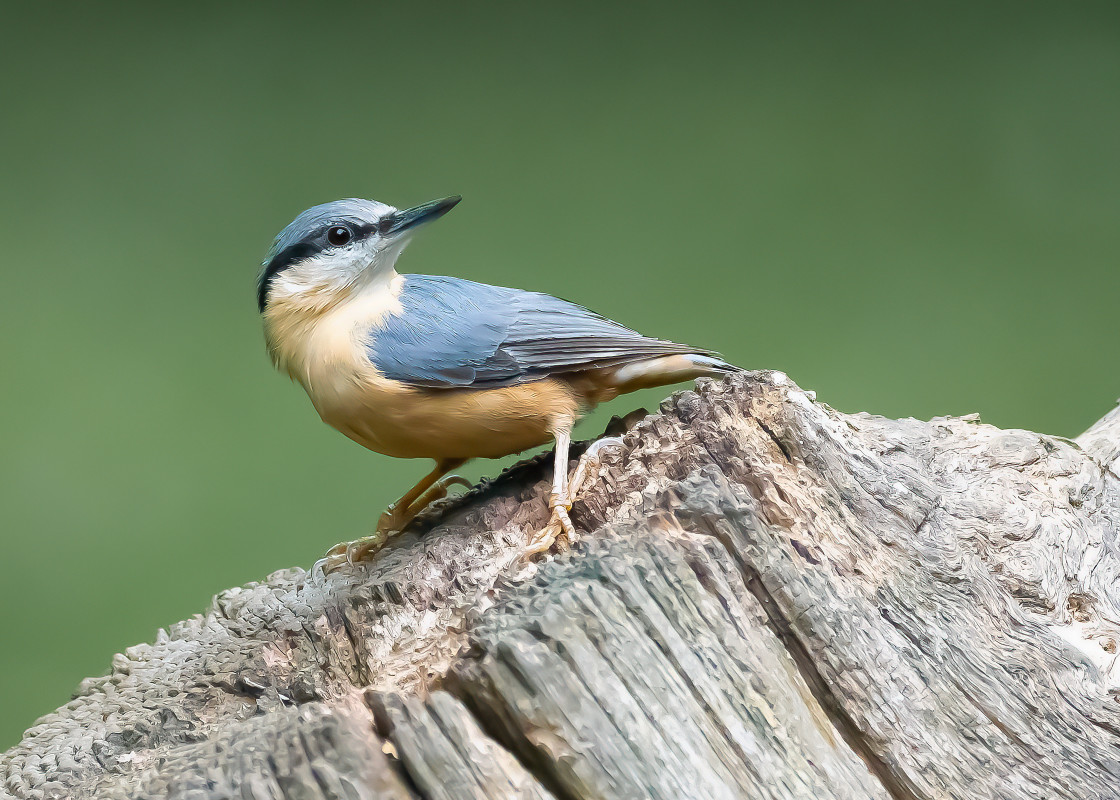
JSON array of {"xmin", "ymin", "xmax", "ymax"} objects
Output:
[{"xmin": 267, "ymin": 230, "xmax": 412, "ymax": 308}]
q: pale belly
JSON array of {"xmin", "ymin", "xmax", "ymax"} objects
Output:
[{"xmin": 312, "ymin": 375, "xmax": 583, "ymax": 461}]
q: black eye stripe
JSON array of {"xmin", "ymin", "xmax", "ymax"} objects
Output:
[{"xmin": 257, "ymin": 220, "xmax": 379, "ymax": 312}]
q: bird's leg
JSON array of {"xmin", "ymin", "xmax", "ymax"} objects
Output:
[
  {"xmin": 318, "ymin": 458, "xmax": 467, "ymax": 572},
  {"xmin": 523, "ymin": 419, "xmax": 574, "ymax": 558},
  {"xmin": 524, "ymin": 422, "xmax": 625, "ymax": 559},
  {"xmin": 401, "ymin": 472, "xmax": 474, "ymax": 519},
  {"xmin": 375, "ymin": 458, "xmax": 470, "ymax": 535}
]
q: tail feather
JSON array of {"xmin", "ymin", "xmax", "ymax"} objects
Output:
[
  {"xmin": 608, "ymin": 352, "xmax": 741, "ymax": 393},
  {"xmin": 680, "ymin": 353, "xmax": 741, "ymax": 376}
]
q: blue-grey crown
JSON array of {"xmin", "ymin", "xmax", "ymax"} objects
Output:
[{"xmin": 257, "ymin": 198, "xmax": 393, "ymax": 311}]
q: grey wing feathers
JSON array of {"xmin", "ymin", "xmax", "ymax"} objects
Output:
[
  {"xmin": 369, "ymin": 274, "xmax": 720, "ymax": 389},
  {"xmin": 501, "ymin": 302, "xmax": 712, "ymax": 372}
]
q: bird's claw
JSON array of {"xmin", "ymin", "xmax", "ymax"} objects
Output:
[
  {"xmin": 314, "ymin": 474, "xmax": 472, "ymax": 576},
  {"xmin": 315, "ymin": 529, "xmax": 395, "ymax": 575},
  {"xmin": 522, "ymin": 436, "xmax": 626, "ymax": 562},
  {"xmin": 313, "ymin": 499, "xmax": 412, "ymax": 574},
  {"xmin": 568, "ymin": 437, "xmax": 625, "ymax": 499},
  {"xmin": 411, "ymin": 474, "xmax": 474, "ymax": 512},
  {"xmin": 523, "ymin": 493, "xmax": 576, "ymax": 560}
]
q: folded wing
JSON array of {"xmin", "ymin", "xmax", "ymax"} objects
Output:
[{"xmin": 369, "ymin": 275, "xmax": 719, "ymax": 389}]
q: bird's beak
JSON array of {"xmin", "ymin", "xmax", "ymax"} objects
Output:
[{"xmin": 383, "ymin": 196, "xmax": 461, "ymax": 235}]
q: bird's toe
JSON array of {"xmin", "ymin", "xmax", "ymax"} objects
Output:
[{"xmin": 314, "ymin": 531, "xmax": 394, "ymax": 575}]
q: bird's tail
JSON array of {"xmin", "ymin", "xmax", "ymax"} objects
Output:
[
  {"xmin": 608, "ymin": 352, "xmax": 742, "ymax": 393},
  {"xmin": 681, "ymin": 353, "xmax": 742, "ymax": 377}
]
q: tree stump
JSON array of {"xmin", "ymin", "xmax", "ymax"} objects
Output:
[{"xmin": 4, "ymin": 372, "xmax": 1119, "ymax": 799}]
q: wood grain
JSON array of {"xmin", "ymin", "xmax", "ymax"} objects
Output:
[{"xmin": 4, "ymin": 372, "xmax": 1119, "ymax": 799}]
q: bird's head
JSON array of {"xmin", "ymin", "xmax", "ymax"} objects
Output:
[{"xmin": 257, "ymin": 196, "xmax": 460, "ymax": 313}]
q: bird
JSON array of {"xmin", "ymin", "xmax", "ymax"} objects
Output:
[{"xmin": 257, "ymin": 195, "xmax": 738, "ymax": 569}]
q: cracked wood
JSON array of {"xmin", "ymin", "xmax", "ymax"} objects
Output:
[{"xmin": 3, "ymin": 372, "xmax": 1119, "ymax": 799}]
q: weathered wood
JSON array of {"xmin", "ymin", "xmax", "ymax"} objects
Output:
[
  {"xmin": 446, "ymin": 532, "xmax": 889, "ymax": 800},
  {"xmin": 367, "ymin": 691, "xmax": 554, "ymax": 800},
  {"xmin": 4, "ymin": 371, "xmax": 1120, "ymax": 799}
]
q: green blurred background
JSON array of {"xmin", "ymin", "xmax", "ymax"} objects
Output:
[{"xmin": 2, "ymin": 1, "xmax": 1119, "ymax": 745}]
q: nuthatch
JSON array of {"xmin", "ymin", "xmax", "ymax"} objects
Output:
[{"xmin": 258, "ymin": 196, "xmax": 737, "ymax": 567}]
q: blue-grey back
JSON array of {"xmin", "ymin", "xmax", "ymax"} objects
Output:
[{"xmin": 369, "ymin": 275, "xmax": 711, "ymax": 388}]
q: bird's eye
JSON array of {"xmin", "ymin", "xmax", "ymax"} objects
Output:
[{"xmin": 326, "ymin": 226, "xmax": 353, "ymax": 246}]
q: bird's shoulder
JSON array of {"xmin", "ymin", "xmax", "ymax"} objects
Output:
[{"xmin": 366, "ymin": 274, "xmax": 528, "ymax": 388}]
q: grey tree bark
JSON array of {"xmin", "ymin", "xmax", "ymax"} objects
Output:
[{"xmin": 4, "ymin": 372, "xmax": 1120, "ymax": 800}]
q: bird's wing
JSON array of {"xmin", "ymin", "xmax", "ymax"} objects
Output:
[{"xmin": 368, "ymin": 274, "xmax": 715, "ymax": 388}]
